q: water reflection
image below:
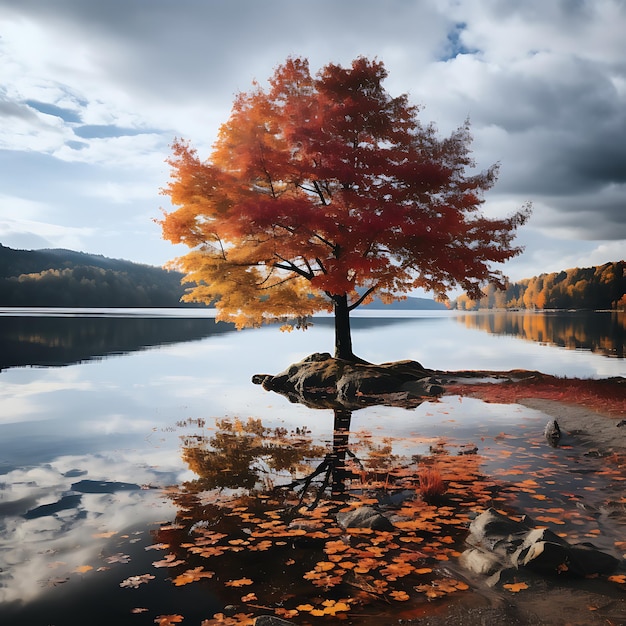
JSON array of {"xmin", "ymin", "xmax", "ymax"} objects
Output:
[
  {"xmin": 1, "ymin": 311, "xmax": 625, "ymax": 624},
  {"xmin": 0, "ymin": 314, "xmax": 233, "ymax": 370},
  {"xmin": 456, "ymin": 310, "xmax": 625, "ymax": 358},
  {"xmin": 154, "ymin": 406, "xmax": 626, "ymax": 625}
]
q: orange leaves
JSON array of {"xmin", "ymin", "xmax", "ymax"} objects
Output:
[
  {"xmin": 172, "ymin": 567, "xmax": 214, "ymax": 586},
  {"xmin": 153, "ymin": 554, "xmax": 186, "ymax": 568},
  {"xmin": 224, "ymin": 577, "xmax": 253, "ymax": 587},
  {"xmin": 415, "ymin": 578, "xmax": 469, "ymax": 599},
  {"xmin": 296, "ymin": 599, "xmax": 351, "ymax": 617},
  {"xmin": 608, "ymin": 574, "xmax": 626, "ymax": 585},
  {"xmin": 503, "ymin": 582, "xmax": 529, "ymax": 593},
  {"xmin": 160, "ymin": 55, "xmax": 526, "ymax": 334},
  {"xmin": 155, "ymin": 616, "xmax": 184, "ymax": 626},
  {"xmin": 389, "ymin": 590, "xmax": 410, "ymax": 601}
]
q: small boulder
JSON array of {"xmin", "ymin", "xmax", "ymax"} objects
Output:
[
  {"xmin": 336, "ymin": 506, "xmax": 394, "ymax": 531},
  {"xmin": 544, "ymin": 419, "xmax": 561, "ymax": 447}
]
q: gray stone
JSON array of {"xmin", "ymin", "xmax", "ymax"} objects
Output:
[
  {"xmin": 544, "ymin": 419, "xmax": 561, "ymax": 447},
  {"xmin": 461, "ymin": 508, "xmax": 620, "ymax": 582},
  {"xmin": 336, "ymin": 505, "xmax": 394, "ymax": 530}
]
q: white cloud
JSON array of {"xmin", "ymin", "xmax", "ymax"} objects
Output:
[{"xmin": 0, "ymin": 0, "xmax": 623, "ymax": 273}]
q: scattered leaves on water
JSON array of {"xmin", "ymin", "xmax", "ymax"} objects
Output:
[{"xmin": 120, "ymin": 574, "xmax": 155, "ymax": 588}]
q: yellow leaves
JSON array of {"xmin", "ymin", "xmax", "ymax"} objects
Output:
[
  {"xmin": 172, "ymin": 567, "xmax": 214, "ymax": 586},
  {"xmin": 73, "ymin": 565, "xmax": 93, "ymax": 574},
  {"xmin": 503, "ymin": 582, "xmax": 529, "ymax": 593},
  {"xmin": 297, "ymin": 600, "xmax": 351, "ymax": 617}
]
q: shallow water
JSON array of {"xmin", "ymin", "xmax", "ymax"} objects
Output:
[{"xmin": 0, "ymin": 310, "xmax": 624, "ymax": 624}]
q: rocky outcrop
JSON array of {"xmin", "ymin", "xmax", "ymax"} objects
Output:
[
  {"xmin": 460, "ymin": 508, "xmax": 621, "ymax": 586},
  {"xmin": 252, "ymin": 352, "xmax": 444, "ymax": 409}
]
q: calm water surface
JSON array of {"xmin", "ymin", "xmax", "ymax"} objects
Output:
[{"xmin": 0, "ymin": 309, "xmax": 624, "ymax": 624}]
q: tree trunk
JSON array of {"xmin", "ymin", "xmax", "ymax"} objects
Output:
[
  {"xmin": 330, "ymin": 409, "xmax": 352, "ymax": 496},
  {"xmin": 333, "ymin": 294, "xmax": 356, "ymax": 360}
]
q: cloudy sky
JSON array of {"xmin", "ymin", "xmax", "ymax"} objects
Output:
[{"xmin": 1, "ymin": 0, "xmax": 625, "ymax": 286}]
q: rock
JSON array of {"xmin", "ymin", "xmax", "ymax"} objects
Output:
[
  {"xmin": 461, "ymin": 508, "xmax": 620, "ymax": 582},
  {"xmin": 544, "ymin": 419, "xmax": 561, "ymax": 447},
  {"xmin": 336, "ymin": 505, "xmax": 394, "ymax": 530},
  {"xmin": 458, "ymin": 547, "xmax": 502, "ymax": 576},
  {"xmin": 252, "ymin": 353, "xmax": 442, "ymax": 409}
]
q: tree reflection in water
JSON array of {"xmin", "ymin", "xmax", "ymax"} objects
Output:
[{"xmin": 156, "ymin": 402, "xmax": 498, "ymax": 625}]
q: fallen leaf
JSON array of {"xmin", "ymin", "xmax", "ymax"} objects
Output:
[
  {"xmin": 154, "ymin": 615, "xmax": 184, "ymax": 626},
  {"xmin": 120, "ymin": 574, "xmax": 155, "ymax": 588},
  {"xmin": 224, "ymin": 577, "xmax": 253, "ymax": 587},
  {"xmin": 389, "ymin": 590, "xmax": 410, "ymax": 601},
  {"xmin": 503, "ymin": 582, "xmax": 529, "ymax": 593},
  {"xmin": 172, "ymin": 567, "xmax": 214, "ymax": 586}
]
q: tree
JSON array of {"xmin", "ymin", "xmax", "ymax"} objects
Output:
[{"xmin": 159, "ymin": 57, "xmax": 530, "ymax": 360}]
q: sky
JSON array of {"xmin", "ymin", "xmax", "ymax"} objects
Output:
[{"xmin": 0, "ymin": 0, "xmax": 625, "ymax": 289}]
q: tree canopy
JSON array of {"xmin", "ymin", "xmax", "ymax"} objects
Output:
[{"xmin": 159, "ymin": 57, "xmax": 530, "ymax": 359}]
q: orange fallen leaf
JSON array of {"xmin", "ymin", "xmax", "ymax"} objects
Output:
[
  {"xmin": 241, "ymin": 593, "xmax": 257, "ymax": 602},
  {"xmin": 608, "ymin": 574, "xmax": 626, "ymax": 584},
  {"xmin": 172, "ymin": 567, "xmax": 214, "ymax": 586},
  {"xmin": 74, "ymin": 565, "xmax": 93, "ymax": 574},
  {"xmin": 503, "ymin": 582, "xmax": 529, "ymax": 592},
  {"xmin": 225, "ymin": 577, "xmax": 253, "ymax": 587},
  {"xmin": 389, "ymin": 590, "xmax": 410, "ymax": 601},
  {"xmin": 155, "ymin": 615, "xmax": 184, "ymax": 626}
]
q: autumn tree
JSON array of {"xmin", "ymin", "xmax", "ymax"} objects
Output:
[{"xmin": 159, "ymin": 57, "xmax": 530, "ymax": 360}]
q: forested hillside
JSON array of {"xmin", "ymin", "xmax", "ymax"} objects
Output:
[
  {"xmin": 453, "ymin": 261, "xmax": 625, "ymax": 310},
  {"xmin": 0, "ymin": 244, "xmax": 195, "ymax": 307}
]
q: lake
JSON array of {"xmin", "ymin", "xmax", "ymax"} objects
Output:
[{"xmin": 0, "ymin": 309, "xmax": 624, "ymax": 625}]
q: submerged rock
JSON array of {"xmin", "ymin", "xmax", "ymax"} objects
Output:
[
  {"xmin": 544, "ymin": 419, "xmax": 561, "ymax": 447},
  {"xmin": 253, "ymin": 352, "xmax": 443, "ymax": 409},
  {"xmin": 462, "ymin": 508, "xmax": 620, "ymax": 584},
  {"xmin": 336, "ymin": 505, "xmax": 394, "ymax": 531}
]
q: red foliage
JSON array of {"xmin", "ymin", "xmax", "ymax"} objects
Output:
[
  {"xmin": 447, "ymin": 375, "xmax": 626, "ymax": 417},
  {"xmin": 159, "ymin": 56, "xmax": 529, "ymax": 357}
]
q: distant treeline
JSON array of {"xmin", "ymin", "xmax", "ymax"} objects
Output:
[
  {"xmin": 453, "ymin": 261, "xmax": 626, "ymax": 310},
  {"xmin": 0, "ymin": 244, "xmax": 197, "ymax": 307}
]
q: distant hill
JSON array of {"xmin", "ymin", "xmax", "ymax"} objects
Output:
[
  {"xmin": 0, "ymin": 244, "xmax": 193, "ymax": 307},
  {"xmin": 0, "ymin": 244, "xmax": 447, "ymax": 310},
  {"xmin": 452, "ymin": 261, "xmax": 625, "ymax": 310}
]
